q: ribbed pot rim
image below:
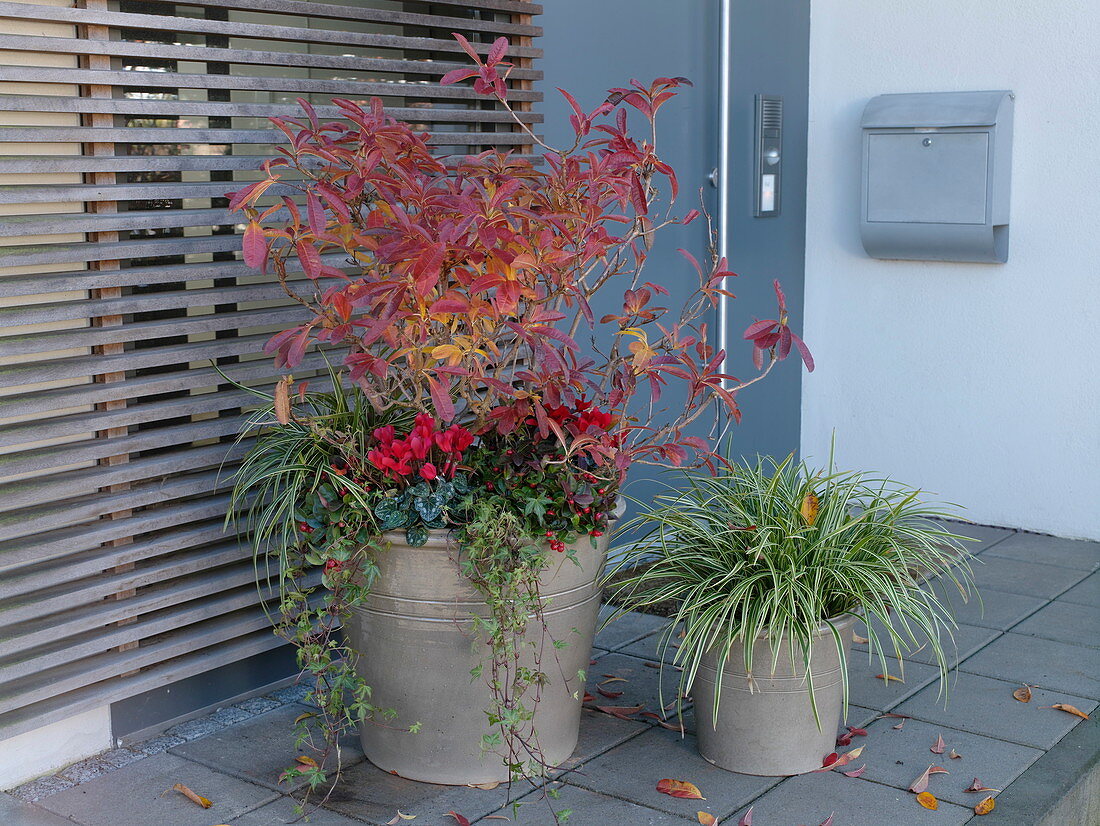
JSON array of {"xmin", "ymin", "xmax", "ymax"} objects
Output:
[{"xmin": 708, "ymin": 612, "xmax": 858, "ymax": 648}]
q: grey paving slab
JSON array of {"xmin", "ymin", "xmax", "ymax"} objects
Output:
[
  {"xmin": 618, "ymin": 626, "xmax": 681, "ymax": 662},
  {"xmin": 585, "ymin": 652, "xmax": 687, "ymax": 720},
  {"xmin": 594, "ymin": 606, "xmax": 670, "ymax": 651},
  {"xmin": 0, "ymin": 794, "xmax": 76, "ymax": 825},
  {"xmin": 555, "ymin": 708, "xmax": 649, "ymax": 773},
  {"xmin": 501, "ymin": 781, "xmax": 693, "ymax": 825},
  {"xmin": 854, "ymin": 618, "xmax": 1000, "ymax": 668},
  {"xmin": 171, "ymin": 703, "xmax": 362, "ymax": 793},
  {"xmin": 966, "ymin": 556, "xmax": 1089, "ymax": 599},
  {"xmin": 960, "ymin": 632, "xmax": 1100, "ymax": 699},
  {"xmin": 937, "ymin": 520, "xmax": 1016, "ymax": 551},
  {"xmin": 980, "ymin": 531, "xmax": 1100, "ymax": 572},
  {"xmin": 226, "ymin": 796, "xmax": 369, "ymax": 824},
  {"xmin": 928, "ymin": 582, "xmax": 1047, "ymax": 630},
  {"xmin": 1059, "ymin": 570, "xmax": 1100, "ymax": 607},
  {"xmin": 894, "ymin": 672, "xmax": 1098, "ymax": 749},
  {"xmin": 729, "ymin": 769, "xmax": 973, "ymax": 825},
  {"xmin": 845, "ymin": 652, "xmax": 942, "ymax": 711},
  {"xmin": 37, "ymin": 752, "xmax": 279, "ymax": 826},
  {"xmin": 321, "ymin": 760, "xmax": 523, "ymax": 826},
  {"xmin": 566, "ymin": 726, "xmax": 778, "ymax": 819},
  {"xmin": 855, "ymin": 716, "xmax": 1042, "ymax": 806},
  {"xmin": 1011, "ymin": 599, "xmax": 1100, "ymax": 648}
]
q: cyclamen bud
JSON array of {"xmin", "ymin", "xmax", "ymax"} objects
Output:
[{"xmin": 419, "ymin": 462, "xmax": 438, "ymax": 481}]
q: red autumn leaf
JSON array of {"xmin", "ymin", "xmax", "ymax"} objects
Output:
[
  {"xmin": 843, "ymin": 764, "xmax": 866, "ymax": 778},
  {"xmin": 446, "ymin": 812, "xmax": 471, "ymax": 826},
  {"xmin": 821, "ymin": 752, "xmax": 839, "ymax": 768},
  {"xmin": 737, "ymin": 807, "xmax": 753, "ymax": 826},
  {"xmin": 656, "ymin": 778, "xmax": 704, "ymax": 800},
  {"xmin": 242, "ymin": 221, "xmax": 267, "ymax": 269},
  {"xmin": 931, "ymin": 734, "xmax": 946, "ymax": 754},
  {"xmin": 847, "ymin": 726, "xmax": 868, "ymax": 737},
  {"xmin": 908, "ymin": 764, "xmax": 948, "ymax": 794},
  {"xmin": 815, "ymin": 746, "xmax": 863, "ymax": 772},
  {"xmin": 597, "ymin": 688, "xmax": 624, "ymax": 699},
  {"xmin": 820, "ymin": 815, "xmax": 836, "ymax": 826}
]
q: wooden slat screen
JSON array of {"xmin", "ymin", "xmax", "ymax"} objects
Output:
[{"xmin": 0, "ymin": 0, "xmax": 542, "ymax": 740}]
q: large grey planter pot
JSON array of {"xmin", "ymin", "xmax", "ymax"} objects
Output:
[
  {"xmin": 692, "ymin": 615, "xmax": 856, "ymax": 776},
  {"xmin": 347, "ymin": 527, "xmax": 612, "ymax": 785}
]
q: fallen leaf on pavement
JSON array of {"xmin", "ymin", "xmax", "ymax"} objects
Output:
[
  {"xmin": 893, "ymin": 720, "xmax": 906, "ymax": 730},
  {"xmin": 470, "ymin": 781, "xmax": 499, "ymax": 790},
  {"xmin": 875, "ymin": 673, "xmax": 904, "ymax": 684},
  {"xmin": 295, "ymin": 755, "xmax": 319, "ymax": 768},
  {"xmin": 386, "ymin": 813, "xmax": 417, "ymax": 824},
  {"xmin": 293, "ymin": 711, "xmax": 316, "ymax": 724},
  {"xmin": 916, "ymin": 791, "xmax": 938, "ymax": 810},
  {"xmin": 697, "ymin": 812, "xmax": 718, "ymax": 825},
  {"xmin": 170, "ymin": 783, "xmax": 212, "ymax": 809},
  {"xmin": 930, "ymin": 734, "xmax": 946, "ymax": 754},
  {"xmin": 820, "ymin": 815, "xmax": 836, "ymax": 826},
  {"xmin": 582, "ymin": 692, "xmax": 596, "ymax": 703},
  {"xmin": 597, "ymin": 687, "xmax": 624, "ymax": 699},
  {"xmin": 847, "ymin": 726, "xmax": 868, "ymax": 737},
  {"xmin": 853, "ymin": 633, "xmax": 869, "ymax": 645},
  {"xmin": 974, "ymin": 796, "xmax": 996, "ymax": 815},
  {"xmin": 1012, "ymin": 684, "xmax": 1033, "ymax": 703},
  {"xmin": 843, "ymin": 765, "xmax": 866, "ymax": 778},
  {"xmin": 641, "ymin": 711, "xmax": 685, "ymax": 733},
  {"xmin": 1043, "ymin": 703, "xmax": 1090, "ymax": 720},
  {"xmin": 949, "ymin": 749, "xmax": 962, "ymax": 759},
  {"xmin": 816, "ymin": 746, "xmax": 864, "ymax": 772},
  {"xmin": 965, "ymin": 778, "xmax": 1001, "ymax": 793},
  {"xmin": 737, "ymin": 807, "xmax": 753, "ymax": 826},
  {"xmin": 879, "ymin": 712, "xmax": 911, "ymax": 718},
  {"xmin": 595, "ymin": 703, "xmax": 645, "ymax": 720},
  {"xmin": 657, "ymin": 778, "xmax": 705, "ymax": 799},
  {"xmin": 598, "ymin": 677, "xmax": 628, "ymax": 685},
  {"xmin": 908, "ymin": 764, "xmax": 947, "ymax": 793},
  {"xmin": 446, "ymin": 813, "xmax": 471, "ymax": 826}
]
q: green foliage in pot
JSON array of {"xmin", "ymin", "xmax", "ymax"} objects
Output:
[{"xmin": 606, "ymin": 451, "xmax": 977, "ymax": 726}]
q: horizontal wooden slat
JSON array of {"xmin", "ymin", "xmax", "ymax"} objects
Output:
[
  {"xmin": 0, "ymin": 3, "xmax": 543, "ymax": 58},
  {"xmin": 0, "ymin": 234, "xmax": 242, "ymax": 268},
  {"xmin": 0, "ymin": 281, "xmax": 292, "ymax": 325},
  {"xmin": 0, "ymin": 93, "xmax": 542, "ymax": 122},
  {"xmin": 0, "ymin": 442, "xmax": 251, "ymax": 515},
  {"xmin": 0, "ymin": 305, "xmax": 306, "ymax": 357},
  {"xmin": 0, "ymin": 208, "xmax": 243, "ymax": 238},
  {"xmin": 0, "ymin": 494, "xmax": 234, "ymax": 573},
  {"xmin": 0, "ymin": 607, "xmax": 278, "ymax": 716},
  {"xmin": 133, "ymin": 0, "xmax": 542, "ymax": 37},
  {"xmin": 0, "ymin": 66, "xmax": 541, "ymax": 102},
  {"xmin": 0, "ymin": 333, "xmax": 275, "ymax": 389},
  {"xmin": 0, "ymin": 628, "xmax": 288, "ymax": 741},
  {"xmin": 0, "ymin": 351, "xmax": 329, "ymax": 419},
  {"xmin": 0, "ymin": 469, "xmax": 232, "ymax": 544},
  {"xmin": 0, "ymin": 126, "xmax": 533, "ymax": 146}
]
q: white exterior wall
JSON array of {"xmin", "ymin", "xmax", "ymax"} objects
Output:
[
  {"xmin": 1, "ymin": 707, "xmax": 112, "ymax": 789},
  {"xmin": 802, "ymin": 0, "xmax": 1100, "ymax": 539}
]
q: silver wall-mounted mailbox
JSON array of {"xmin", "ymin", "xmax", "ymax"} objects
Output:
[{"xmin": 860, "ymin": 90, "xmax": 1014, "ymax": 263}]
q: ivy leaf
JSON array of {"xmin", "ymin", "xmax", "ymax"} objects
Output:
[{"xmin": 406, "ymin": 524, "xmax": 429, "ymax": 547}]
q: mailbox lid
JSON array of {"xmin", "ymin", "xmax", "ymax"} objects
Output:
[
  {"xmin": 862, "ymin": 90, "xmax": 1012, "ymax": 129},
  {"xmin": 866, "ymin": 132, "xmax": 989, "ymax": 224}
]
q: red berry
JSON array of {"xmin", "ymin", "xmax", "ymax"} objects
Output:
[
  {"xmin": 583, "ymin": 506, "xmax": 591, "ymax": 514},
  {"xmin": 545, "ymin": 530, "xmax": 554, "ymax": 537},
  {"xmin": 597, "ymin": 488, "xmax": 606, "ymax": 494}
]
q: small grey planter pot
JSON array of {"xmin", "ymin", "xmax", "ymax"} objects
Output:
[
  {"xmin": 692, "ymin": 614, "xmax": 856, "ymax": 776},
  {"xmin": 347, "ymin": 526, "xmax": 612, "ymax": 785}
]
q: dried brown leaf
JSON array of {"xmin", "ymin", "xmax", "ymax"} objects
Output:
[
  {"xmin": 597, "ymin": 687, "xmax": 624, "ymax": 699},
  {"xmin": 293, "ymin": 712, "xmax": 315, "ymax": 725},
  {"xmin": 949, "ymin": 748, "xmax": 962, "ymax": 759},
  {"xmin": 274, "ymin": 376, "xmax": 292, "ymax": 425},
  {"xmin": 595, "ymin": 703, "xmax": 645, "ymax": 720},
  {"xmin": 1044, "ymin": 703, "xmax": 1090, "ymax": 720},
  {"xmin": 1013, "ymin": 684, "xmax": 1033, "ymax": 703},
  {"xmin": 171, "ymin": 783, "xmax": 212, "ymax": 809},
  {"xmin": 973, "ymin": 796, "xmax": 996, "ymax": 816},
  {"xmin": 852, "ymin": 634, "xmax": 869, "ymax": 645},
  {"xmin": 875, "ymin": 673, "xmax": 904, "ymax": 684},
  {"xmin": 598, "ymin": 677, "xmax": 628, "ymax": 686},
  {"xmin": 295, "ymin": 755, "xmax": 318, "ymax": 768},
  {"xmin": 909, "ymin": 764, "xmax": 946, "ymax": 793},
  {"xmin": 697, "ymin": 812, "xmax": 718, "ymax": 825},
  {"xmin": 470, "ymin": 781, "xmax": 499, "ymax": 790},
  {"xmin": 930, "ymin": 734, "xmax": 946, "ymax": 754},
  {"xmin": 916, "ymin": 791, "xmax": 939, "ymax": 810}
]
